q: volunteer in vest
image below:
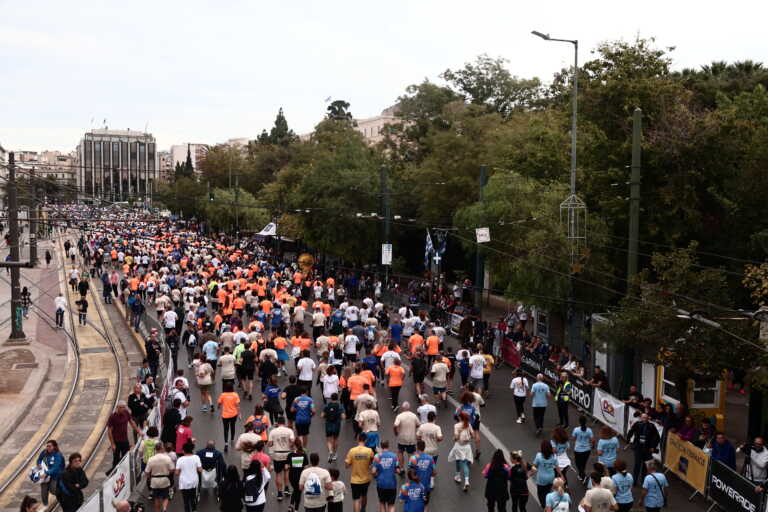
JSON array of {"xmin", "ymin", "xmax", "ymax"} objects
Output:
[{"xmin": 554, "ymin": 372, "xmax": 572, "ymax": 428}]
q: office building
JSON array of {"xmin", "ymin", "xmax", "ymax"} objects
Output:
[{"xmin": 76, "ymin": 129, "xmax": 159, "ymax": 201}]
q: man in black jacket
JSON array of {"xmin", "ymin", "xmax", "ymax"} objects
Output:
[
  {"xmin": 161, "ymin": 398, "xmax": 183, "ymax": 447},
  {"xmin": 626, "ymin": 413, "xmax": 661, "ymax": 486}
]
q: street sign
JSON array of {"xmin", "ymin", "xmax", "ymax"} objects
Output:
[
  {"xmin": 476, "ymin": 227, "xmax": 490, "ymax": 243},
  {"xmin": 381, "ymin": 243, "xmax": 392, "ymax": 265}
]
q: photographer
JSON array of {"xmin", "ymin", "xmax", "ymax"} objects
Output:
[{"xmin": 740, "ymin": 437, "xmax": 768, "ymax": 490}]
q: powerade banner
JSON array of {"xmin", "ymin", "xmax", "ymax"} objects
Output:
[
  {"xmin": 709, "ymin": 459, "xmax": 761, "ymax": 512},
  {"xmin": 569, "ymin": 377, "xmax": 593, "ymax": 411}
]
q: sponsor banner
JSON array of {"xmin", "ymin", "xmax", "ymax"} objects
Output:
[
  {"xmin": 592, "ymin": 389, "xmax": 626, "ymax": 436},
  {"xmin": 520, "ymin": 349, "xmax": 542, "ymax": 377},
  {"xmin": 449, "ymin": 313, "xmax": 463, "ymax": 335},
  {"xmin": 709, "ymin": 459, "xmax": 761, "ymax": 512},
  {"xmin": 663, "ymin": 432, "xmax": 710, "ymax": 494},
  {"xmin": 570, "ymin": 377, "xmax": 593, "ymax": 411},
  {"xmin": 542, "ymin": 359, "xmax": 559, "ymax": 383},
  {"xmin": 102, "ymin": 454, "xmax": 131, "ymax": 512},
  {"xmin": 501, "ymin": 339, "xmax": 521, "ymax": 367},
  {"xmin": 76, "ymin": 489, "xmax": 101, "ymax": 512}
]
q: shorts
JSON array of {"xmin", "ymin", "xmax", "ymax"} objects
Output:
[
  {"xmin": 351, "ymin": 482, "xmax": 370, "ymax": 500},
  {"xmin": 236, "ymin": 365, "xmax": 244, "ymax": 379},
  {"xmin": 376, "ymin": 487, "xmax": 396, "ymax": 504},
  {"xmin": 296, "ymin": 423, "xmax": 310, "ymax": 436},
  {"xmin": 277, "ymin": 349, "xmax": 290, "ymax": 361},
  {"xmin": 273, "ymin": 459, "xmax": 287, "ymax": 473},
  {"xmin": 243, "ymin": 368, "xmax": 255, "ymax": 379},
  {"xmin": 472, "ymin": 418, "xmax": 481, "ymax": 431},
  {"xmin": 151, "ymin": 487, "xmax": 170, "ymax": 500},
  {"xmin": 365, "ymin": 431, "xmax": 380, "ymax": 449},
  {"xmin": 398, "ymin": 443, "xmax": 416, "ymax": 454},
  {"xmin": 413, "ymin": 373, "xmax": 426, "ymax": 384},
  {"xmin": 325, "ymin": 422, "xmax": 341, "ymax": 438},
  {"xmin": 199, "ymin": 384, "xmax": 211, "ymax": 393},
  {"xmin": 433, "ymin": 386, "xmax": 446, "ymax": 394}
]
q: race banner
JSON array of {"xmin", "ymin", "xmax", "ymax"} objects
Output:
[
  {"xmin": 709, "ymin": 459, "xmax": 761, "ymax": 512},
  {"xmin": 664, "ymin": 432, "xmax": 710, "ymax": 494},
  {"xmin": 520, "ymin": 349, "xmax": 542, "ymax": 377},
  {"xmin": 102, "ymin": 454, "xmax": 131, "ymax": 512},
  {"xmin": 569, "ymin": 377, "xmax": 594, "ymax": 412},
  {"xmin": 592, "ymin": 388, "xmax": 626, "ymax": 436},
  {"xmin": 449, "ymin": 313, "xmax": 463, "ymax": 335},
  {"xmin": 542, "ymin": 358, "xmax": 559, "ymax": 383},
  {"xmin": 76, "ymin": 489, "xmax": 101, "ymax": 512},
  {"xmin": 501, "ymin": 339, "xmax": 521, "ymax": 367}
]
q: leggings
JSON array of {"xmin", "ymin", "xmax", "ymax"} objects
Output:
[
  {"xmin": 390, "ymin": 386, "xmax": 401, "ymax": 407},
  {"xmin": 181, "ymin": 488, "xmax": 197, "ymax": 512},
  {"xmin": 222, "ymin": 416, "xmax": 237, "ymax": 443},
  {"xmin": 509, "ymin": 495, "xmax": 528, "ymax": 512},
  {"xmin": 532, "ymin": 407, "xmax": 546, "ymax": 430},
  {"xmin": 574, "ymin": 450, "xmax": 591, "ymax": 478},
  {"xmin": 514, "ymin": 396, "xmax": 526, "ymax": 418},
  {"xmin": 486, "ymin": 497, "xmax": 506, "ymax": 512},
  {"xmin": 290, "ymin": 475, "xmax": 302, "ymax": 509},
  {"xmin": 536, "ymin": 484, "xmax": 552, "ymax": 509},
  {"xmin": 617, "ymin": 503, "xmax": 633, "ymax": 512},
  {"xmin": 455, "ymin": 460, "xmax": 471, "ymax": 479}
]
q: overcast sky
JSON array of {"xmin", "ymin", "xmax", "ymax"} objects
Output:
[{"xmin": 1, "ymin": 0, "xmax": 765, "ymax": 153}]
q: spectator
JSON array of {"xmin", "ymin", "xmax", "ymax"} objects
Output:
[
  {"xmin": 622, "ymin": 385, "xmax": 644, "ymax": 408},
  {"xmin": 740, "ymin": 437, "xmax": 768, "ymax": 489},
  {"xmin": 675, "ymin": 416, "xmax": 698, "ymax": 442},
  {"xmin": 35, "ymin": 440, "xmax": 65, "ymax": 506},
  {"xmin": 588, "ymin": 366, "xmax": 610, "ymax": 392},
  {"xmin": 710, "ymin": 432, "xmax": 737, "ymax": 470}
]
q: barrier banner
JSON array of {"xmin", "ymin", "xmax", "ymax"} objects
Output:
[
  {"xmin": 569, "ymin": 377, "xmax": 594, "ymax": 411},
  {"xmin": 709, "ymin": 459, "xmax": 761, "ymax": 512},
  {"xmin": 449, "ymin": 313, "xmax": 463, "ymax": 335},
  {"xmin": 542, "ymin": 359, "xmax": 559, "ymax": 383},
  {"xmin": 102, "ymin": 454, "xmax": 131, "ymax": 512},
  {"xmin": 520, "ymin": 349, "xmax": 542, "ymax": 377},
  {"xmin": 76, "ymin": 488, "xmax": 101, "ymax": 512},
  {"xmin": 501, "ymin": 339, "xmax": 521, "ymax": 367},
  {"xmin": 592, "ymin": 389, "xmax": 626, "ymax": 436},
  {"xmin": 663, "ymin": 433, "xmax": 710, "ymax": 494}
]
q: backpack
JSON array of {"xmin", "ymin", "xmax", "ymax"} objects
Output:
[
  {"xmin": 324, "ymin": 402, "xmax": 341, "ymax": 423},
  {"xmin": 252, "ymin": 415, "xmax": 267, "ymax": 435}
]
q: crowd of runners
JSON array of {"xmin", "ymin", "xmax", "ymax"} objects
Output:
[{"xmin": 26, "ymin": 206, "xmax": 670, "ymax": 512}]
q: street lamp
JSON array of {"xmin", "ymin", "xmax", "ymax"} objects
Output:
[{"xmin": 531, "ymin": 30, "xmax": 578, "ymax": 196}]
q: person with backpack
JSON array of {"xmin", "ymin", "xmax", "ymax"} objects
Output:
[
  {"xmin": 196, "ymin": 440, "xmax": 226, "ymax": 498},
  {"xmin": 242, "ymin": 459, "xmax": 271, "ymax": 512},
  {"xmin": 245, "ymin": 405, "xmax": 271, "ymax": 443},
  {"xmin": 56, "ymin": 453, "xmax": 88, "ymax": 512},
  {"xmin": 299, "ymin": 452, "xmax": 333, "ymax": 512},
  {"xmin": 322, "ymin": 392, "xmax": 344, "ymax": 462},
  {"xmin": 639, "ymin": 461, "xmax": 667, "ymax": 512}
]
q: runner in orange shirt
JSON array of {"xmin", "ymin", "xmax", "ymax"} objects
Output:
[
  {"xmin": 385, "ymin": 359, "xmax": 406, "ymax": 410},
  {"xmin": 408, "ymin": 333, "xmax": 424, "ymax": 355},
  {"xmin": 425, "ymin": 334, "xmax": 440, "ymax": 366}
]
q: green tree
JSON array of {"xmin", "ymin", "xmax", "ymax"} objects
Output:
[
  {"xmin": 256, "ymin": 107, "xmax": 297, "ymax": 146},
  {"xmin": 203, "ymin": 187, "xmax": 270, "ymax": 233},
  {"xmin": 155, "ymin": 176, "xmax": 206, "ymax": 219},
  {"xmin": 326, "ymin": 100, "xmax": 353, "ymax": 121},
  {"xmin": 598, "ymin": 245, "xmax": 763, "ymax": 407}
]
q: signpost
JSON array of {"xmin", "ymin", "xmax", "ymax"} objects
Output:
[{"xmin": 381, "ymin": 243, "xmax": 392, "ymax": 266}]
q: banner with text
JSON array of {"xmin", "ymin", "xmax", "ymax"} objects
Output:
[
  {"xmin": 709, "ymin": 459, "xmax": 762, "ymax": 512},
  {"xmin": 663, "ymin": 432, "xmax": 710, "ymax": 494},
  {"xmin": 76, "ymin": 489, "xmax": 101, "ymax": 512},
  {"xmin": 102, "ymin": 455, "xmax": 131, "ymax": 512},
  {"xmin": 592, "ymin": 388, "xmax": 626, "ymax": 436}
]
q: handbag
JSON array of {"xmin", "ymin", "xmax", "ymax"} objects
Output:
[
  {"xmin": 650, "ymin": 473, "xmax": 667, "ymax": 507},
  {"xmin": 201, "ymin": 468, "xmax": 217, "ymax": 489}
]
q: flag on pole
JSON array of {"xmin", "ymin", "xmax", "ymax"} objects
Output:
[{"xmin": 424, "ymin": 229, "xmax": 434, "ymax": 269}]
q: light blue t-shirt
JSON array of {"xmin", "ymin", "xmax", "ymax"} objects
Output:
[
  {"xmin": 572, "ymin": 426, "xmax": 594, "ymax": 453},
  {"xmin": 597, "ymin": 436, "xmax": 619, "ymax": 467},
  {"xmin": 643, "ymin": 473, "xmax": 668, "ymax": 508},
  {"xmin": 545, "ymin": 491, "xmax": 571, "ymax": 509},
  {"xmin": 533, "ymin": 453, "xmax": 557, "ymax": 485},
  {"xmin": 203, "ymin": 340, "xmax": 219, "ymax": 361},
  {"xmin": 551, "ymin": 440, "xmax": 569, "ymax": 457},
  {"xmin": 612, "ymin": 471, "xmax": 634, "ymax": 504},
  {"xmin": 531, "ymin": 382, "xmax": 550, "ymax": 407}
]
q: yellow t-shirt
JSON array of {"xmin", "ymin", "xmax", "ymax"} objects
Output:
[{"xmin": 345, "ymin": 445, "xmax": 374, "ymax": 484}]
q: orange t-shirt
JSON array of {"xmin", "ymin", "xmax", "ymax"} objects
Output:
[
  {"xmin": 348, "ymin": 374, "xmax": 366, "ymax": 400},
  {"xmin": 218, "ymin": 392, "xmax": 240, "ymax": 419},
  {"xmin": 244, "ymin": 414, "xmax": 271, "ymax": 440},
  {"xmin": 299, "ymin": 337, "xmax": 312, "ymax": 351},
  {"xmin": 260, "ymin": 300, "xmax": 273, "ymax": 313},
  {"xmin": 386, "ymin": 366, "xmax": 405, "ymax": 387},
  {"xmin": 408, "ymin": 334, "xmax": 424, "ymax": 354},
  {"xmin": 234, "ymin": 297, "xmax": 246, "ymax": 310},
  {"xmin": 274, "ymin": 337, "xmax": 287, "ymax": 351},
  {"xmin": 426, "ymin": 336, "xmax": 440, "ymax": 355},
  {"xmin": 360, "ymin": 369, "xmax": 376, "ymax": 387},
  {"xmin": 321, "ymin": 303, "xmax": 331, "ymax": 317}
]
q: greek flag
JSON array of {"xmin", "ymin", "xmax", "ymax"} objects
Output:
[{"xmin": 424, "ymin": 229, "xmax": 434, "ymax": 269}]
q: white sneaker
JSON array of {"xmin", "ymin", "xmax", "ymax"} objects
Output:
[
  {"xmin": 516, "ymin": 417, "xmax": 522, "ymax": 424},
  {"xmin": 454, "ymin": 474, "xmax": 462, "ymax": 483},
  {"xmin": 463, "ymin": 479, "xmax": 470, "ymax": 491}
]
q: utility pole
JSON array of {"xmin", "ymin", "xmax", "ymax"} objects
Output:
[
  {"xmin": 28, "ymin": 166, "xmax": 38, "ymax": 266},
  {"xmin": 623, "ymin": 107, "xmax": 642, "ymax": 394},
  {"xmin": 234, "ymin": 174, "xmax": 240, "ymax": 239},
  {"xmin": 7, "ymin": 153, "xmax": 27, "ymax": 343},
  {"xmin": 474, "ymin": 165, "xmax": 488, "ymax": 312},
  {"xmin": 627, "ymin": 108, "xmax": 642, "ymax": 281},
  {"xmin": 379, "ymin": 165, "xmax": 391, "ymax": 286}
]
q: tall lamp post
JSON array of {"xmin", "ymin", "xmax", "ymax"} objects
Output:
[{"xmin": 532, "ymin": 30, "xmax": 585, "ymax": 354}]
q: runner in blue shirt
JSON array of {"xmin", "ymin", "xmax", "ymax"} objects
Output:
[
  {"xmin": 530, "ymin": 374, "xmax": 551, "ymax": 435},
  {"xmin": 596, "ymin": 425, "xmax": 619, "ymax": 470},
  {"xmin": 291, "ymin": 388, "xmax": 315, "ymax": 446},
  {"xmin": 399, "ymin": 470, "xmax": 427, "ymax": 512},
  {"xmin": 372, "ymin": 441, "xmax": 399, "ymax": 512},
  {"xmin": 408, "ymin": 441, "xmax": 436, "ymax": 494},
  {"xmin": 611, "ymin": 460, "xmax": 634, "ymax": 511},
  {"xmin": 641, "ymin": 461, "xmax": 668, "ymax": 512},
  {"xmin": 571, "ymin": 415, "xmax": 594, "ymax": 481}
]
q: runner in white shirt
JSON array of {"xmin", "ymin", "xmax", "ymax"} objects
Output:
[
  {"xmin": 510, "ymin": 369, "xmax": 530, "ymax": 423},
  {"xmin": 343, "ymin": 330, "xmax": 359, "ymax": 363},
  {"xmin": 380, "ymin": 346, "xmax": 401, "ymax": 371}
]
